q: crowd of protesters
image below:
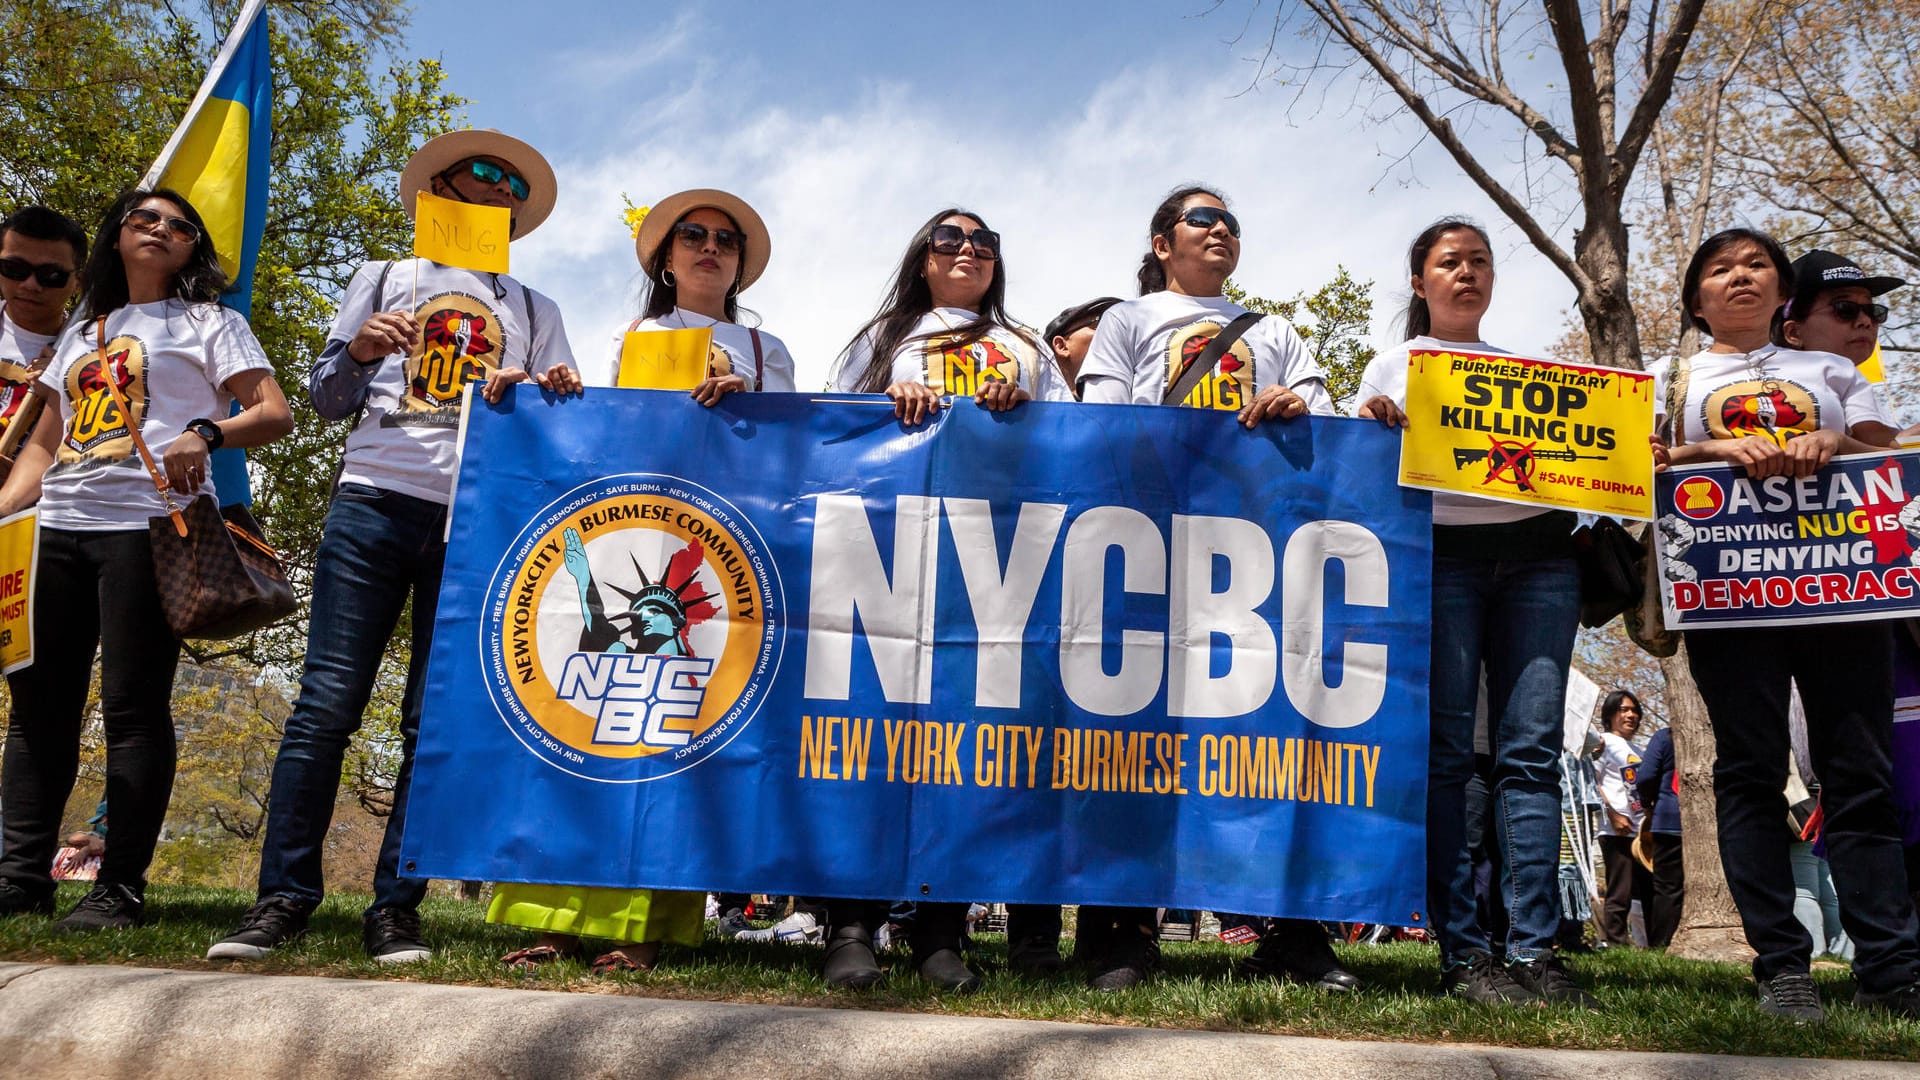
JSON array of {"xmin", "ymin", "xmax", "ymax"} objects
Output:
[{"xmin": 0, "ymin": 126, "xmax": 1916, "ymax": 1023}]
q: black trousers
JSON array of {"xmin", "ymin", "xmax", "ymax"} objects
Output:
[
  {"xmin": 0, "ymin": 528, "xmax": 180, "ymax": 894},
  {"xmin": 826, "ymin": 898, "xmax": 968, "ymax": 952},
  {"xmin": 1598, "ymin": 834, "xmax": 1650, "ymax": 945},
  {"xmin": 1647, "ymin": 831, "xmax": 1684, "ymax": 948},
  {"xmin": 1688, "ymin": 622, "xmax": 1920, "ymax": 992}
]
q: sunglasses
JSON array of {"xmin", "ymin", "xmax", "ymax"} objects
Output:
[
  {"xmin": 122, "ymin": 206, "xmax": 200, "ymax": 244},
  {"xmin": 928, "ymin": 224, "xmax": 1000, "ymax": 260},
  {"xmin": 1819, "ymin": 299, "xmax": 1890, "ymax": 325},
  {"xmin": 1180, "ymin": 205, "xmax": 1241, "ymax": 238},
  {"xmin": 449, "ymin": 159, "xmax": 531, "ymax": 201},
  {"xmin": 0, "ymin": 257, "xmax": 73, "ymax": 288},
  {"xmin": 671, "ymin": 221, "xmax": 744, "ymax": 254}
]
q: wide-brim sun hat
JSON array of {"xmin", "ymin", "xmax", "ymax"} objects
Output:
[
  {"xmin": 635, "ymin": 188, "xmax": 771, "ymax": 292},
  {"xmin": 398, "ymin": 128, "xmax": 557, "ymax": 240}
]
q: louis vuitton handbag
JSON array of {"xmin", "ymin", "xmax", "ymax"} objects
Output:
[{"xmin": 96, "ymin": 317, "xmax": 295, "ymax": 640}]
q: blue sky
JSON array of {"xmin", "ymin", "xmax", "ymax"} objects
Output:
[{"xmin": 402, "ymin": 1, "xmax": 1581, "ymax": 388}]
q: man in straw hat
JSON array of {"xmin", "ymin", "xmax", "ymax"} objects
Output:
[{"xmin": 208, "ymin": 129, "xmax": 582, "ymax": 963}]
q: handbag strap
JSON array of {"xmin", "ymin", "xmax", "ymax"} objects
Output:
[
  {"xmin": 1165, "ymin": 311, "xmax": 1263, "ymax": 405},
  {"xmin": 750, "ymin": 328, "xmax": 764, "ymax": 390},
  {"xmin": 1666, "ymin": 352, "xmax": 1691, "ymax": 446},
  {"xmin": 96, "ymin": 316, "xmax": 188, "ymax": 537}
]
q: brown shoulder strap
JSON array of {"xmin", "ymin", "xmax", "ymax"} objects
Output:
[
  {"xmin": 96, "ymin": 316, "xmax": 187, "ymax": 536},
  {"xmin": 749, "ymin": 328, "xmax": 764, "ymax": 390},
  {"xmin": 1667, "ymin": 354, "xmax": 1692, "ymax": 446}
]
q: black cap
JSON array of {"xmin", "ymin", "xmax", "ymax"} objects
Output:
[
  {"xmin": 1786, "ymin": 250, "xmax": 1906, "ymax": 319},
  {"xmin": 1044, "ymin": 296, "xmax": 1123, "ymax": 345}
]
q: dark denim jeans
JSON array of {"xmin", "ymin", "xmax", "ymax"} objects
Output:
[
  {"xmin": 1687, "ymin": 622, "xmax": 1920, "ymax": 993},
  {"xmin": 1428, "ymin": 555, "xmax": 1580, "ymax": 965},
  {"xmin": 254, "ymin": 484, "xmax": 446, "ymax": 913}
]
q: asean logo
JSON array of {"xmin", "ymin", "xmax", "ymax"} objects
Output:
[
  {"xmin": 482, "ymin": 474, "xmax": 783, "ymax": 782},
  {"xmin": 1674, "ymin": 476, "xmax": 1726, "ymax": 520}
]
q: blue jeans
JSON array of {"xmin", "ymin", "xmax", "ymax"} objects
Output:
[
  {"xmin": 255, "ymin": 484, "xmax": 446, "ymax": 913},
  {"xmin": 1427, "ymin": 555, "xmax": 1579, "ymax": 965}
]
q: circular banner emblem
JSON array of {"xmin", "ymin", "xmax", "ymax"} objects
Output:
[
  {"xmin": 482, "ymin": 474, "xmax": 783, "ymax": 782},
  {"xmin": 1674, "ymin": 475, "xmax": 1726, "ymax": 521}
]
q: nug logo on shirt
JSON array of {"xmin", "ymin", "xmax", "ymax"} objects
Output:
[
  {"xmin": 1165, "ymin": 319, "xmax": 1255, "ymax": 410},
  {"xmin": 403, "ymin": 290, "xmax": 502, "ymax": 415},
  {"xmin": 1701, "ymin": 378, "xmax": 1819, "ymax": 446},
  {"xmin": 60, "ymin": 334, "xmax": 146, "ymax": 463},
  {"xmin": 482, "ymin": 473, "xmax": 784, "ymax": 782},
  {"xmin": 926, "ymin": 332, "xmax": 1022, "ymax": 396}
]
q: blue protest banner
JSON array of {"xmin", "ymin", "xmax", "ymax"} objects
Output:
[
  {"xmin": 1655, "ymin": 449, "xmax": 1920, "ymax": 629},
  {"xmin": 401, "ymin": 388, "xmax": 1432, "ymax": 924}
]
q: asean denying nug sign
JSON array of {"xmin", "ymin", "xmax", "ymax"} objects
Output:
[{"xmin": 481, "ymin": 473, "xmax": 783, "ymax": 782}]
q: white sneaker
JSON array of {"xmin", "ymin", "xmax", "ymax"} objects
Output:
[{"xmin": 736, "ymin": 910, "xmax": 823, "ymax": 944}]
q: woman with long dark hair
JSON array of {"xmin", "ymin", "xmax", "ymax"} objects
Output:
[
  {"xmin": 0, "ymin": 188, "xmax": 293, "ymax": 928},
  {"xmin": 1356, "ymin": 217, "xmax": 1594, "ymax": 1007},
  {"xmin": 1656, "ymin": 227, "xmax": 1920, "ymax": 1022}
]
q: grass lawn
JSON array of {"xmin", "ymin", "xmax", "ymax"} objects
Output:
[{"xmin": 3, "ymin": 883, "xmax": 1916, "ymax": 1060}]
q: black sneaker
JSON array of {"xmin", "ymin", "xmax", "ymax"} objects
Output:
[
  {"xmin": 1088, "ymin": 929, "xmax": 1160, "ymax": 992},
  {"xmin": 0, "ymin": 879, "xmax": 55, "ymax": 917},
  {"xmin": 206, "ymin": 896, "xmax": 313, "ymax": 960},
  {"xmin": 1852, "ymin": 980, "xmax": 1919, "ymax": 1020},
  {"xmin": 363, "ymin": 906, "xmax": 431, "ymax": 964},
  {"xmin": 1008, "ymin": 933, "xmax": 1066, "ymax": 975},
  {"xmin": 1757, "ymin": 971, "xmax": 1825, "ymax": 1024},
  {"xmin": 716, "ymin": 908, "xmax": 753, "ymax": 937},
  {"xmin": 1440, "ymin": 948, "xmax": 1537, "ymax": 1004},
  {"xmin": 1239, "ymin": 919, "xmax": 1361, "ymax": 991},
  {"xmin": 53, "ymin": 883, "xmax": 143, "ymax": 932},
  {"xmin": 1507, "ymin": 954, "xmax": 1601, "ymax": 1010}
]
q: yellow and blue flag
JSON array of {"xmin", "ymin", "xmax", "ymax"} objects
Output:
[{"xmin": 142, "ymin": 0, "xmax": 270, "ymax": 506}]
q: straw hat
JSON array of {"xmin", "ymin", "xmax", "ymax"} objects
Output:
[
  {"xmin": 634, "ymin": 189, "xmax": 771, "ymax": 292},
  {"xmin": 398, "ymin": 129, "xmax": 557, "ymax": 240}
]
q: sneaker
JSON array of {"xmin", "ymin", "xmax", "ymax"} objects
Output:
[
  {"xmin": 1008, "ymin": 933, "xmax": 1066, "ymax": 975},
  {"xmin": 1239, "ymin": 919, "xmax": 1361, "ymax": 991},
  {"xmin": 1853, "ymin": 980, "xmax": 1920, "ymax": 1020},
  {"xmin": 207, "ymin": 896, "xmax": 313, "ymax": 960},
  {"xmin": 1440, "ymin": 949, "xmax": 1537, "ymax": 1004},
  {"xmin": 1756, "ymin": 971, "xmax": 1825, "ymax": 1024},
  {"xmin": 716, "ymin": 908, "xmax": 753, "ymax": 937},
  {"xmin": 53, "ymin": 883, "xmax": 143, "ymax": 932},
  {"xmin": 0, "ymin": 879, "xmax": 55, "ymax": 917},
  {"xmin": 363, "ymin": 906, "xmax": 431, "ymax": 964},
  {"xmin": 1088, "ymin": 930, "xmax": 1160, "ymax": 992},
  {"xmin": 737, "ymin": 910, "xmax": 823, "ymax": 944},
  {"xmin": 1507, "ymin": 955, "xmax": 1601, "ymax": 1010}
]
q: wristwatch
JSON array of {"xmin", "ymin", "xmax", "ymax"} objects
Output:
[{"xmin": 185, "ymin": 418, "xmax": 225, "ymax": 451}]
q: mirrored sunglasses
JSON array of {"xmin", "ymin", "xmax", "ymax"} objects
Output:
[{"xmin": 453, "ymin": 159, "xmax": 531, "ymax": 201}]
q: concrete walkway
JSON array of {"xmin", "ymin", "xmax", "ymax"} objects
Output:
[{"xmin": 0, "ymin": 961, "xmax": 1913, "ymax": 1079}]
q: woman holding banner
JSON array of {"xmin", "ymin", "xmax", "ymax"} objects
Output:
[
  {"xmin": 1653, "ymin": 227, "xmax": 1920, "ymax": 1023},
  {"xmin": 1355, "ymin": 218, "xmax": 1596, "ymax": 1008},
  {"xmin": 1078, "ymin": 185, "xmax": 1352, "ymax": 994},
  {"xmin": 488, "ymin": 188, "xmax": 792, "ymax": 976},
  {"xmin": 0, "ymin": 188, "xmax": 293, "ymax": 929}
]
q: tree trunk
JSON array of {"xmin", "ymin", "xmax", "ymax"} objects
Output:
[
  {"xmin": 458, "ymin": 880, "xmax": 484, "ymax": 902},
  {"xmin": 1659, "ymin": 640, "xmax": 1755, "ymax": 963},
  {"xmin": 1572, "ymin": 209, "xmax": 1645, "ymax": 372}
]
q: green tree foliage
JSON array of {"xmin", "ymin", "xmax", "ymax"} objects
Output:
[{"xmin": 1225, "ymin": 268, "xmax": 1376, "ymax": 413}]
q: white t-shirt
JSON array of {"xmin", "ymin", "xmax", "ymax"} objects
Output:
[
  {"xmin": 0, "ymin": 309, "xmax": 56, "ymax": 445},
  {"xmin": 37, "ymin": 301, "xmax": 270, "ymax": 530},
  {"xmin": 1076, "ymin": 291, "xmax": 1330, "ymax": 413},
  {"xmin": 325, "ymin": 259, "xmax": 576, "ymax": 504},
  {"xmin": 1595, "ymin": 731, "xmax": 1645, "ymax": 835},
  {"xmin": 828, "ymin": 308, "xmax": 1070, "ymax": 402},
  {"xmin": 601, "ymin": 309, "xmax": 796, "ymax": 392},
  {"xmin": 1650, "ymin": 347, "xmax": 1881, "ymax": 445},
  {"xmin": 1357, "ymin": 336, "xmax": 1559, "ymax": 527}
]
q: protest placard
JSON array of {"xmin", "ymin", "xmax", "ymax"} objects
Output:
[
  {"xmin": 0, "ymin": 508, "xmax": 36, "ymax": 673},
  {"xmin": 1655, "ymin": 449, "xmax": 1920, "ymax": 629},
  {"xmin": 413, "ymin": 190, "xmax": 510, "ymax": 274},
  {"xmin": 403, "ymin": 392, "xmax": 1434, "ymax": 923},
  {"xmin": 1400, "ymin": 348, "xmax": 1656, "ymax": 519},
  {"xmin": 617, "ymin": 327, "xmax": 711, "ymax": 390}
]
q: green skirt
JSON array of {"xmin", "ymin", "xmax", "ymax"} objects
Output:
[{"xmin": 486, "ymin": 884, "xmax": 706, "ymax": 945}]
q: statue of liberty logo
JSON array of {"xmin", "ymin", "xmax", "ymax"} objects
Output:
[{"xmin": 562, "ymin": 527, "xmax": 716, "ymax": 656}]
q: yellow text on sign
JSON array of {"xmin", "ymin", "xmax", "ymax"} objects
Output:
[
  {"xmin": 414, "ymin": 190, "xmax": 510, "ymax": 274},
  {"xmin": 619, "ymin": 328, "xmax": 712, "ymax": 390},
  {"xmin": 1400, "ymin": 349, "xmax": 1657, "ymax": 520},
  {"xmin": 0, "ymin": 508, "xmax": 37, "ymax": 674}
]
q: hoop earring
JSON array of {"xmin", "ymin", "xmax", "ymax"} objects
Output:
[{"xmin": 661, "ymin": 269, "xmax": 676, "ymax": 288}]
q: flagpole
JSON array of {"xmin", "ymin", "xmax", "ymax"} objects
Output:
[{"xmin": 140, "ymin": 0, "xmax": 270, "ymax": 188}]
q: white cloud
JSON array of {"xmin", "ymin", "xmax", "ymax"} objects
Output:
[{"xmin": 509, "ymin": 57, "xmax": 1583, "ymax": 392}]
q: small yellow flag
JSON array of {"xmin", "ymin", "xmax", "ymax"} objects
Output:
[
  {"xmin": 1861, "ymin": 343, "xmax": 1886, "ymax": 384},
  {"xmin": 619, "ymin": 328, "xmax": 713, "ymax": 390},
  {"xmin": 414, "ymin": 190, "xmax": 510, "ymax": 274},
  {"xmin": 0, "ymin": 507, "xmax": 38, "ymax": 674}
]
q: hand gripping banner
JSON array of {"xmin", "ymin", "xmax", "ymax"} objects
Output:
[{"xmin": 402, "ymin": 389, "xmax": 1433, "ymax": 924}]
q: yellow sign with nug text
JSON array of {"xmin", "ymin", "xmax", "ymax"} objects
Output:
[
  {"xmin": 0, "ymin": 508, "xmax": 37, "ymax": 673},
  {"xmin": 1400, "ymin": 349, "xmax": 1657, "ymax": 520},
  {"xmin": 413, "ymin": 190, "xmax": 510, "ymax": 274},
  {"xmin": 618, "ymin": 328, "xmax": 712, "ymax": 390}
]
